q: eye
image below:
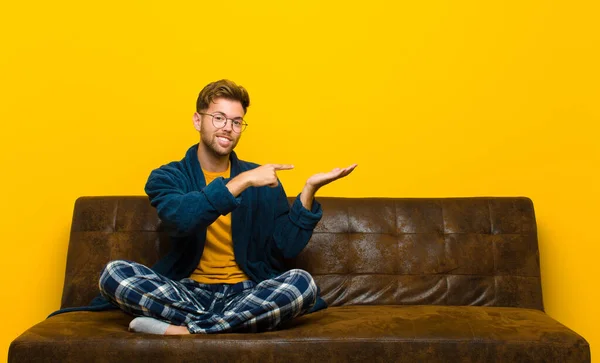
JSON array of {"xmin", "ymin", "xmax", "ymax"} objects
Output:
[
  {"xmin": 213, "ymin": 115, "xmax": 226, "ymax": 122},
  {"xmin": 232, "ymin": 120, "xmax": 242, "ymax": 127}
]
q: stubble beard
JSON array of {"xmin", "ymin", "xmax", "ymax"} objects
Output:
[{"xmin": 200, "ymin": 126, "xmax": 238, "ymax": 158}]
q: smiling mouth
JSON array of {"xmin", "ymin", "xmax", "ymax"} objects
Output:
[{"xmin": 216, "ymin": 136, "xmax": 232, "ymax": 147}]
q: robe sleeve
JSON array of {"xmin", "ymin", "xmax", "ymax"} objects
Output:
[
  {"xmin": 145, "ymin": 165, "xmax": 241, "ymax": 237},
  {"xmin": 270, "ymin": 183, "xmax": 323, "ymax": 258}
]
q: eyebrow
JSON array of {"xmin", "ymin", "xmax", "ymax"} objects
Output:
[{"xmin": 213, "ymin": 111, "xmax": 244, "ymax": 120}]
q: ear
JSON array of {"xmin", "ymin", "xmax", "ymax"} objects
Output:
[{"xmin": 193, "ymin": 112, "xmax": 202, "ymax": 132}]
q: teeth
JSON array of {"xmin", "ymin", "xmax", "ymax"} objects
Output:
[{"xmin": 218, "ymin": 137, "xmax": 230, "ymax": 142}]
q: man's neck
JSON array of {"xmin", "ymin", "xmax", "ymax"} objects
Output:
[{"xmin": 197, "ymin": 144, "xmax": 230, "ymax": 172}]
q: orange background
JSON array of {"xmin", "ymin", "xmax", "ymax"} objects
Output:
[{"xmin": 1, "ymin": 0, "xmax": 598, "ymax": 360}]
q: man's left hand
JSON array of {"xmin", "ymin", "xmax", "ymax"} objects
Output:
[
  {"xmin": 300, "ymin": 164, "xmax": 358, "ymax": 209},
  {"xmin": 306, "ymin": 164, "xmax": 358, "ymax": 191}
]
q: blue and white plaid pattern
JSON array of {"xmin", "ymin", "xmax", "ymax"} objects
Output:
[{"xmin": 99, "ymin": 260, "xmax": 317, "ymax": 334}]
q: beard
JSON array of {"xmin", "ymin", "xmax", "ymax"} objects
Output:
[{"xmin": 200, "ymin": 124, "xmax": 239, "ymax": 157}]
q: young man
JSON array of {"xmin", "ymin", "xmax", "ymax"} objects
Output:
[{"xmin": 98, "ymin": 80, "xmax": 357, "ymax": 335}]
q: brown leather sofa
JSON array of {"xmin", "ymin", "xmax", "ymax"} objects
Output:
[{"xmin": 10, "ymin": 196, "xmax": 591, "ymax": 362}]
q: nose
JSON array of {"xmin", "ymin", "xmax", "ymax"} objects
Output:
[{"xmin": 221, "ymin": 118, "xmax": 234, "ymax": 132}]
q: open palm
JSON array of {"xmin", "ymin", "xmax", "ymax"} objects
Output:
[{"xmin": 306, "ymin": 164, "xmax": 358, "ymax": 189}]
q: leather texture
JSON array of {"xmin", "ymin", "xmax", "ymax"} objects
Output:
[{"xmin": 9, "ymin": 196, "xmax": 591, "ymax": 362}]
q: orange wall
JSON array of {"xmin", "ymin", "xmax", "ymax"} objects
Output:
[{"xmin": 1, "ymin": 0, "xmax": 598, "ymax": 360}]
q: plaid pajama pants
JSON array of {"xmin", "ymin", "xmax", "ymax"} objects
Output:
[{"xmin": 98, "ymin": 260, "xmax": 317, "ymax": 334}]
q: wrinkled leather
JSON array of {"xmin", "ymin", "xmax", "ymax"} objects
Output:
[{"xmin": 9, "ymin": 196, "xmax": 590, "ymax": 362}]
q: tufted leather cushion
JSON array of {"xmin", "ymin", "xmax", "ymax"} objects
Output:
[
  {"xmin": 292, "ymin": 197, "xmax": 542, "ymax": 310},
  {"xmin": 61, "ymin": 196, "xmax": 542, "ymax": 311}
]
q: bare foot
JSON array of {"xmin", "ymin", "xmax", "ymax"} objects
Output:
[{"xmin": 164, "ymin": 324, "xmax": 191, "ymax": 335}]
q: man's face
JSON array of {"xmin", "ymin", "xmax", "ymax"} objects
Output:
[{"xmin": 193, "ymin": 98, "xmax": 245, "ymax": 157}]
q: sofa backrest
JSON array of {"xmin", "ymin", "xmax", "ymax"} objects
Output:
[{"xmin": 60, "ymin": 196, "xmax": 543, "ymax": 311}]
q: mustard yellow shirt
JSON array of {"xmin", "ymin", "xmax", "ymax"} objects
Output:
[{"xmin": 190, "ymin": 164, "xmax": 250, "ymax": 284}]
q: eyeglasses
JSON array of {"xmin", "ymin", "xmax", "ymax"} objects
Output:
[{"xmin": 198, "ymin": 112, "xmax": 248, "ymax": 133}]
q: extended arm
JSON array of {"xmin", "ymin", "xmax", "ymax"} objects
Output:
[
  {"xmin": 226, "ymin": 163, "xmax": 294, "ymax": 196},
  {"xmin": 300, "ymin": 164, "xmax": 358, "ymax": 209},
  {"xmin": 273, "ymin": 164, "xmax": 358, "ymax": 258},
  {"xmin": 145, "ymin": 166, "xmax": 240, "ymax": 236}
]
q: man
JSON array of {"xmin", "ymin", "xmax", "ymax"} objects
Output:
[{"xmin": 98, "ymin": 79, "xmax": 357, "ymax": 335}]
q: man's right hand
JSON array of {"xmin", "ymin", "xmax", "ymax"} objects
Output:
[{"xmin": 226, "ymin": 164, "xmax": 294, "ymax": 197}]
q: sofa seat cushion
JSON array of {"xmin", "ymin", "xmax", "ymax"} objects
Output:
[{"xmin": 10, "ymin": 305, "xmax": 589, "ymax": 363}]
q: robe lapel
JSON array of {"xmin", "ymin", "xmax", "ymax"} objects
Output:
[
  {"xmin": 230, "ymin": 151, "xmax": 252, "ymax": 270},
  {"xmin": 185, "ymin": 143, "xmax": 206, "ymax": 190}
]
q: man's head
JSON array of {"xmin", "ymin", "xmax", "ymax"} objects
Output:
[
  {"xmin": 196, "ymin": 79, "xmax": 250, "ymax": 114},
  {"xmin": 193, "ymin": 79, "xmax": 250, "ymax": 158}
]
